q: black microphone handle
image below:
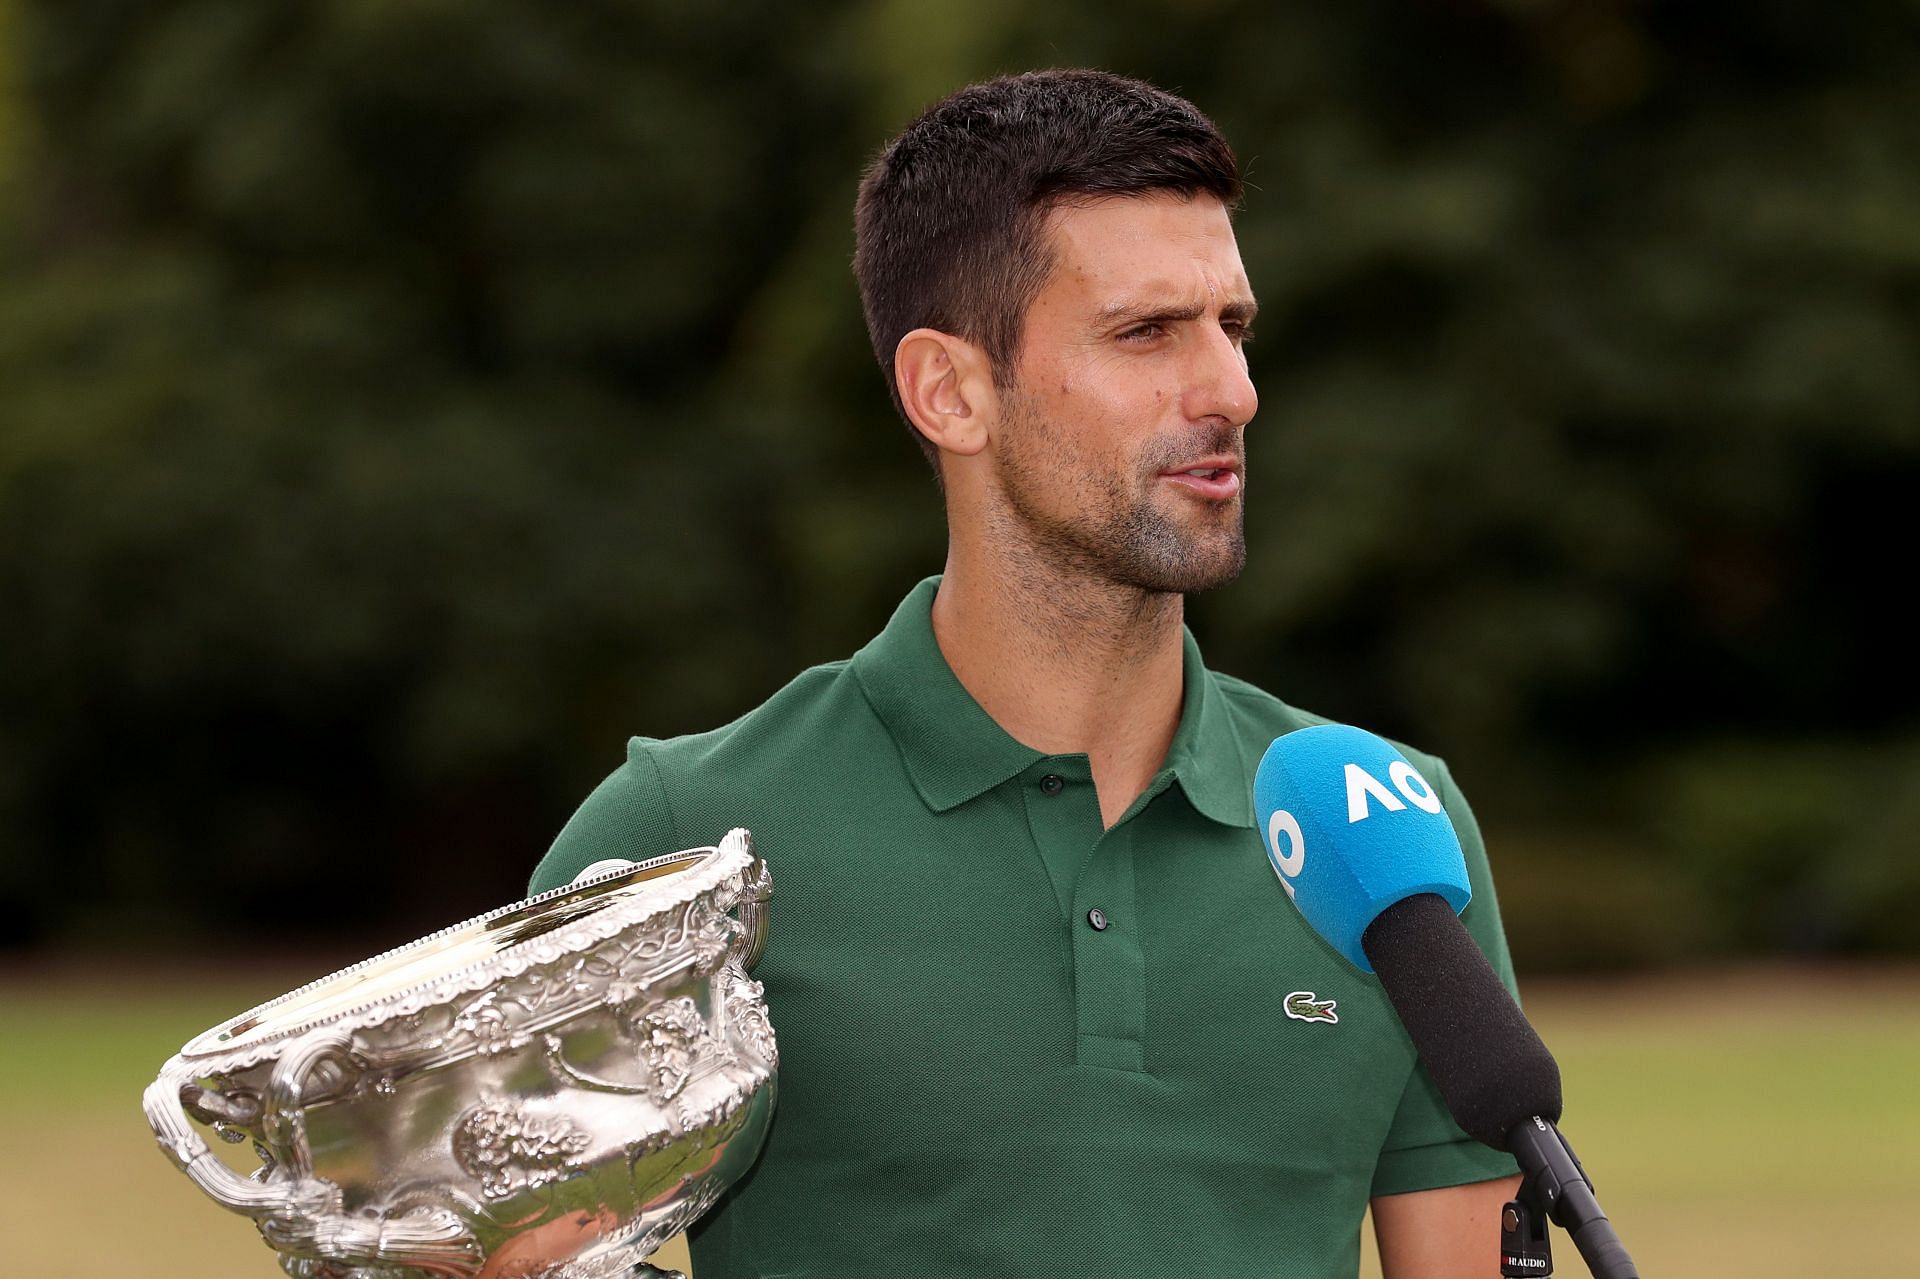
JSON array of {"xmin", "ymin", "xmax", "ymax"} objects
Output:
[
  {"xmin": 1506, "ymin": 1115, "xmax": 1640, "ymax": 1279},
  {"xmin": 1361, "ymin": 895, "xmax": 1638, "ymax": 1278},
  {"xmin": 1361, "ymin": 893, "xmax": 1562, "ymax": 1149}
]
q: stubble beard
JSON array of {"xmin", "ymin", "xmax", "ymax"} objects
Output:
[{"xmin": 992, "ymin": 393, "xmax": 1248, "ymax": 598}]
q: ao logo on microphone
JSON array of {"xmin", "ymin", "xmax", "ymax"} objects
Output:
[
  {"xmin": 1253, "ymin": 724, "xmax": 1473, "ymax": 971},
  {"xmin": 1264, "ymin": 759, "xmax": 1444, "ymax": 898}
]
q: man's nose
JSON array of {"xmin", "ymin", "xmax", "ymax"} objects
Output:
[{"xmin": 1182, "ymin": 325, "xmax": 1258, "ymax": 428}]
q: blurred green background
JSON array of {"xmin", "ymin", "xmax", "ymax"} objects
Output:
[
  {"xmin": 3, "ymin": 0, "xmax": 1918, "ymax": 967},
  {"xmin": 1, "ymin": 0, "xmax": 1916, "ymax": 1274}
]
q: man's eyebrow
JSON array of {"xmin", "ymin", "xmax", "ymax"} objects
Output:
[{"xmin": 1095, "ymin": 297, "xmax": 1260, "ymax": 328}]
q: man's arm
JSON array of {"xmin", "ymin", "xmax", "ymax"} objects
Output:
[{"xmin": 1372, "ymin": 1173, "xmax": 1522, "ymax": 1279}]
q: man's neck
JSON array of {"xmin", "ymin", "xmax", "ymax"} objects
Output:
[{"xmin": 930, "ymin": 547, "xmax": 1186, "ymax": 829}]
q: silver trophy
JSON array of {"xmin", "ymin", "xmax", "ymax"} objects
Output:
[{"xmin": 144, "ymin": 828, "xmax": 775, "ymax": 1279}]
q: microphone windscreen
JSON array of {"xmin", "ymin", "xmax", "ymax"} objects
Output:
[
  {"xmin": 1252, "ymin": 724, "xmax": 1471, "ymax": 972},
  {"xmin": 1363, "ymin": 894, "xmax": 1562, "ymax": 1149}
]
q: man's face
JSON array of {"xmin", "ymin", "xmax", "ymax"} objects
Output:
[{"xmin": 991, "ymin": 192, "xmax": 1258, "ymax": 596}]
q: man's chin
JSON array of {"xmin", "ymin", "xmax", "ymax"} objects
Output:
[
  {"xmin": 1112, "ymin": 538, "xmax": 1247, "ymax": 596},
  {"xmin": 1173, "ymin": 550, "xmax": 1247, "ymax": 595}
]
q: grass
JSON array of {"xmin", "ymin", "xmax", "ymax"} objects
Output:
[{"xmin": 5, "ymin": 958, "xmax": 1916, "ymax": 1277}]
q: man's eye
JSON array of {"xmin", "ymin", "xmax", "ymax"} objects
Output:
[
  {"xmin": 1226, "ymin": 323, "xmax": 1255, "ymax": 345},
  {"xmin": 1119, "ymin": 323, "xmax": 1165, "ymax": 342}
]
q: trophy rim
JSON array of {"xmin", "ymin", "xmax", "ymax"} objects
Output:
[{"xmin": 172, "ymin": 832, "xmax": 756, "ymax": 1075}]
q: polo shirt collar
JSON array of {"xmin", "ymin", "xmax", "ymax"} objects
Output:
[
  {"xmin": 852, "ymin": 578, "xmax": 1040, "ymax": 812},
  {"xmin": 1165, "ymin": 626, "xmax": 1256, "ymax": 829},
  {"xmin": 853, "ymin": 576, "xmax": 1255, "ymax": 828}
]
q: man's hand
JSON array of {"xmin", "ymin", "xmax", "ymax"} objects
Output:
[{"xmin": 1371, "ymin": 1174, "xmax": 1522, "ymax": 1278}]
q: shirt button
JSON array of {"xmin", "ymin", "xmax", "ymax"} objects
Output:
[
  {"xmin": 1087, "ymin": 907, "xmax": 1109, "ymax": 931},
  {"xmin": 1039, "ymin": 774, "xmax": 1065, "ymax": 796}
]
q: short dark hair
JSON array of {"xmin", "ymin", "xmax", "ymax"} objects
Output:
[{"xmin": 853, "ymin": 69, "xmax": 1243, "ymax": 466}]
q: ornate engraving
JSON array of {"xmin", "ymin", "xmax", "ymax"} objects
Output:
[
  {"xmin": 451, "ymin": 1099, "xmax": 592, "ymax": 1200},
  {"xmin": 627, "ymin": 997, "xmax": 709, "ymax": 1101},
  {"xmin": 689, "ymin": 907, "xmax": 735, "ymax": 975},
  {"xmin": 349, "ymin": 898, "xmax": 733, "ymax": 1071},
  {"xmin": 725, "ymin": 975, "xmax": 778, "ymax": 1069},
  {"xmin": 447, "ymin": 998, "xmax": 517, "ymax": 1056},
  {"xmin": 669, "ymin": 1078, "xmax": 754, "ymax": 1160}
]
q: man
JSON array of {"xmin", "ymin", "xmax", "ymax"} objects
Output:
[{"xmin": 531, "ymin": 69, "xmax": 1521, "ymax": 1277}]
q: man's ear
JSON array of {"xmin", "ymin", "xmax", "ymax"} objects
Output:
[{"xmin": 894, "ymin": 329, "xmax": 994, "ymax": 458}]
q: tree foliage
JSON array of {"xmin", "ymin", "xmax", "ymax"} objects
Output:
[{"xmin": 2, "ymin": 0, "xmax": 1915, "ymax": 966}]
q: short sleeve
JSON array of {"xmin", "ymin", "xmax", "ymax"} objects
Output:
[
  {"xmin": 527, "ymin": 739, "xmax": 684, "ymax": 895},
  {"xmin": 1369, "ymin": 755, "xmax": 1523, "ymax": 1197}
]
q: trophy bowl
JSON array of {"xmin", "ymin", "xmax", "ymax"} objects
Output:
[{"xmin": 144, "ymin": 828, "xmax": 776, "ymax": 1279}]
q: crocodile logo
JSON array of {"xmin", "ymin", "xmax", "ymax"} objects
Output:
[{"xmin": 1284, "ymin": 991, "xmax": 1339, "ymax": 1024}]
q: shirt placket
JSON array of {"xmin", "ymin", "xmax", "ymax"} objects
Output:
[
  {"xmin": 1072, "ymin": 814, "xmax": 1147, "ymax": 1073},
  {"xmin": 1018, "ymin": 757, "xmax": 1165, "ymax": 1075}
]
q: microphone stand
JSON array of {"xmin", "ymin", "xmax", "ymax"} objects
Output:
[{"xmin": 1499, "ymin": 1116, "xmax": 1639, "ymax": 1279}]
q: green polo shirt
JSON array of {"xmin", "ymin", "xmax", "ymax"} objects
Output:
[{"xmin": 530, "ymin": 577, "xmax": 1519, "ymax": 1278}]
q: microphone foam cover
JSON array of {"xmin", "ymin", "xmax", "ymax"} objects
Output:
[
  {"xmin": 1252, "ymin": 724, "xmax": 1471, "ymax": 972},
  {"xmin": 1363, "ymin": 894, "xmax": 1563, "ymax": 1149}
]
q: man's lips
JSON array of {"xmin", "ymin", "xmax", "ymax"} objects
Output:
[{"xmin": 1158, "ymin": 457, "xmax": 1243, "ymax": 501}]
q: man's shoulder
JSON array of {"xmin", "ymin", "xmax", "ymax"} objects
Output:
[
  {"xmin": 638, "ymin": 657, "xmax": 864, "ymax": 772},
  {"xmin": 529, "ymin": 657, "xmax": 874, "ymax": 893}
]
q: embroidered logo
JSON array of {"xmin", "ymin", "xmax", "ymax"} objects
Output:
[{"xmin": 1284, "ymin": 990, "xmax": 1339, "ymax": 1024}]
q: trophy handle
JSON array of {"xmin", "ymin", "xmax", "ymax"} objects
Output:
[
  {"xmin": 261, "ymin": 1026, "xmax": 360, "ymax": 1180},
  {"xmin": 145, "ymin": 1029, "xmax": 485, "ymax": 1278},
  {"xmin": 145, "ymin": 1061, "xmax": 287, "ymax": 1215},
  {"xmin": 720, "ymin": 827, "xmax": 771, "ymax": 972}
]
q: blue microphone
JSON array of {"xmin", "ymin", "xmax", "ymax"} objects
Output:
[
  {"xmin": 1251, "ymin": 722, "xmax": 1471, "ymax": 973},
  {"xmin": 1252, "ymin": 723, "xmax": 1639, "ymax": 1279}
]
